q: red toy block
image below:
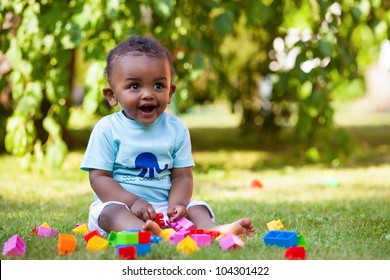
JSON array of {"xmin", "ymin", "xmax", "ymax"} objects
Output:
[
  {"xmin": 205, "ymin": 230, "xmax": 221, "ymax": 239},
  {"xmin": 155, "ymin": 213, "xmax": 166, "ymax": 228},
  {"xmin": 250, "ymin": 179, "xmax": 263, "ymax": 189},
  {"xmin": 190, "ymin": 228, "xmax": 205, "ymax": 234},
  {"xmin": 138, "ymin": 232, "xmax": 151, "ymax": 244},
  {"xmin": 84, "ymin": 229, "xmax": 101, "ymax": 243},
  {"xmin": 285, "ymin": 246, "xmax": 306, "ymax": 260},
  {"xmin": 118, "ymin": 245, "xmax": 137, "ymax": 260}
]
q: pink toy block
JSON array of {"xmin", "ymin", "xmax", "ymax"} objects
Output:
[
  {"xmin": 167, "ymin": 217, "xmax": 194, "ymax": 232},
  {"xmin": 169, "ymin": 231, "xmax": 190, "ymax": 245},
  {"xmin": 84, "ymin": 229, "xmax": 101, "ymax": 243},
  {"xmin": 37, "ymin": 225, "xmax": 58, "ymax": 237},
  {"xmin": 219, "ymin": 232, "xmax": 244, "ymax": 250},
  {"xmin": 2, "ymin": 234, "xmax": 26, "ymax": 257},
  {"xmin": 190, "ymin": 233, "xmax": 212, "ymax": 246}
]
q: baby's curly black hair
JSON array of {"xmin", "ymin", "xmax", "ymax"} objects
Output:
[{"xmin": 104, "ymin": 35, "xmax": 173, "ymax": 84}]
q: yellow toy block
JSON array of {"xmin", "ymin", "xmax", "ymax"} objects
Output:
[
  {"xmin": 176, "ymin": 236, "xmax": 199, "ymax": 256},
  {"xmin": 267, "ymin": 220, "xmax": 284, "ymax": 230},
  {"xmin": 73, "ymin": 224, "xmax": 90, "ymax": 236},
  {"xmin": 41, "ymin": 222, "xmax": 50, "ymax": 228},
  {"xmin": 86, "ymin": 235, "xmax": 108, "ymax": 252},
  {"xmin": 160, "ymin": 228, "xmax": 176, "ymax": 241},
  {"xmin": 58, "ymin": 234, "xmax": 77, "ymax": 256}
]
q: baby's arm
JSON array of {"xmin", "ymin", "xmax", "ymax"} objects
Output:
[
  {"xmin": 89, "ymin": 169, "xmax": 156, "ymax": 221},
  {"xmin": 167, "ymin": 167, "xmax": 193, "ymax": 221}
]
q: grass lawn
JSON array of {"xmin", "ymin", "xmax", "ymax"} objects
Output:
[{"xmin": 0, "ymin": 100, "xmax": 389, "ymax": 260}]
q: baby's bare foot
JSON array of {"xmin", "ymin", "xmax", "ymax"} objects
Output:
[
  {"xmin": 213, "ymin": 218, "xmax": 255, "ymax": 237},
  {"xmin": 141, "ymin": 220, "xmax": 162, "ymax": 236}
]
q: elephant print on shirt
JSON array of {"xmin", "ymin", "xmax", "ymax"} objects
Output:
[{"xmin": 134, "ymin": 152, "xmax": 168, "ymax": 178}]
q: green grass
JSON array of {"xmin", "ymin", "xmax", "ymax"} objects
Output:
[{"xmin": 1, "ymin": 101, "xmax": 389, "ymax": 260}]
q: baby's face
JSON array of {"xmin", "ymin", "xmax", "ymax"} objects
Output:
[{"xmin": 109, "ymin": 53, "xmax": 175, "ymax": 125}]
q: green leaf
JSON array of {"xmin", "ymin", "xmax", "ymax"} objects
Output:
[
  {"xmin": 46, "ymin": 139, "xmax": 68, "ymax": 169},
  {"xmin": 152, "ymin": 0, "xmax": 174, "ymax": 19}
]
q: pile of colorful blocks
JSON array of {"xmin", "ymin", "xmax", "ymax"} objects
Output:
[
  {"xmin": 263, "ymin": 219, "xmax": 308, "ymax": 260},
  {"xmin": 2, "ymin": 215, "xmax": 245, "ymax": 259}
]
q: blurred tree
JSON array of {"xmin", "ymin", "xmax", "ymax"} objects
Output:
[{"xmin": 0, "ymin": 0, "xmax": 389, "ymax": 168}]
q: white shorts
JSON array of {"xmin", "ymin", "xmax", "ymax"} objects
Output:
[{"xmin": 88, "ymin": 200, "xmax": 215, "ymax": 237}]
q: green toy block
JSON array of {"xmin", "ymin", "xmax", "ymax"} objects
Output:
[
  {"xmin": 108, "ymin": 231, "xmax": 117, "ymax": 247},
  {"xmin": 117, "ymin": 231, "xmax": 138, "ymax": 245},
  {"xmin": 297, "ymin": 234, "xmax": 308, "ymax": 249}
]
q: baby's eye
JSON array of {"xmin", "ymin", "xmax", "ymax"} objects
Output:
[
  {"xmin": 154, "ymin": 82, "xmax": 165, "ymax": 89},
  {"xmin": 129, "ymin": 83, "xmax": 140, "ymax": 90}
]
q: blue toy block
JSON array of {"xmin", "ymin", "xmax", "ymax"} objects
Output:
[
  {"xmin": 263, "ymin": 230, "xmax": 298, "ymax": 248},
  {"xmin": 135, "ymin": 244, "xmax": 151, "ymax": 256},
  {"xmin": 151, "ymin": 235, "xmax": 162, "ymax": 243}
]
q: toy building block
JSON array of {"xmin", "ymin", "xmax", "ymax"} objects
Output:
[
  {"xmin": 263, "ymin": 230, "xmax": 298, "ymax": 248},
  {"xmin": 160, "ymin": 228, "xmax": 175, "ymax": 241},
  {"xmin": 138, "ymin": 232, "xmax": 151, "ymax": 244},
  {"xmin": 155, "ymin": 213, "xmax": 166, "ymax": 228},
  {"xmin": 41, "ymin": 222, "xmax": 50, "ymax": 228},
  {"xmin": 2, "ymin": 234, "xmax": 26, "ymax": 257},
  {"xmin": 86, "ymin": 235, "xmax": 108, "ymax": 252},
  {"xmin": 116, "ymin": 231, "xmax": 138, "ymax": 245},
  {"xmin": 151, "ymin": 235, "xmax": 162, "ymax": 243},
  {"xmin": 176, "ymin": 236, "xmax": 199, "ymax": 256},
  {"xmin": 167, "ymin": 216, "xmax": 194, "ymax": 232},
  {"xmin": 73, "ymin": 223, "xmax": 89, "ymax": 236},
  {"xmin": 134, "ymin": 243, "xmax": 151, "ymax": 256},
  {"xmin": 170, "ymin": 231, "xmax": 190, "ymax": 245},
  {"xmin": 58, "ymin": 234, "xmax": 77, "ymax": 256},
  {"xmin": 205, "ymin": 230, "xmax": 221, "ymax": 239},
  {"xmin": 267, "ymin": 220, "xmax": 284, "ymax": 231},
  {"xmin": 285, "ymin": 246, "xmax": 306, "ymax": 260},
  {"xmin": 190, "ymin": 234, "xmax": 212, "ymax": 246},
  {"xmin": 118, "ymin": 245, "xmax": 137, "ymax": 260},
  {"xmin": 190, "ymin": 228, "xmax": 205, "ymax": 234},
  {"xmin": 108, "ymin": 231, "xmax": 117, "ymax": 247},
  {"xmin": 297, "ymin": 234, "xmax": 308, "ymax": 249},
  {"xmin": 250, "ymin": 179, "xmax": 263, "ymax": 189},
  {"xmin": 219, "ymin": 232, "xmax": 244, "ymax": 250},
  {"xmin": 37, "ymin": 225, "xmax": 58, "ymax": 237},
  {"xmin": 84, "ymin": 229, "xmax": 101, "ymax": 243}
]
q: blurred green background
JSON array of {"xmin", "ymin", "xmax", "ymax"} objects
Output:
[{"xmin": 1, "ymin": 0, "xmax": 389, "ymax": 167}]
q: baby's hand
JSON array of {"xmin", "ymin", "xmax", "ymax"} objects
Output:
[
  {"xmin": 130, "ymin": 199, "xmax": 156, "ymax": 222},
  {"xmin": 167, "ymin": 205, "xmax": 188, "ymax": 222}
]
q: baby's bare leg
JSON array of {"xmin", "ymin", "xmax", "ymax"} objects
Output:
[
  {"xmin": 99, "ymin": 204, "xmax": 162, "ymax": 235},
  {"xmin": 188, "ymin": 205, "xmax": 216, "ymax": 230},
  {"xmin": 99, "ymin": 204, "xmax": 145, "ymax": 233},
  {"xmin": 188, "ymin": 205, "xmax": 255, "ymax": 236}
]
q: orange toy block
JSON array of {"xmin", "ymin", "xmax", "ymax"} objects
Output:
[{"xmin": 58, "ymin": 234, "xmax": 77, "ymax": 256}]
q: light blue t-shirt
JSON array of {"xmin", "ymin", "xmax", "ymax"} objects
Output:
[{"xmin": 80, "ymin": 111, "xmax": 194, "ymax": 203}]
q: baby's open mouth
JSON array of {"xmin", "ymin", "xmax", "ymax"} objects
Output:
[{"xmin": 139, "ymin": 105, "xmax": 156, "ymax": 113}]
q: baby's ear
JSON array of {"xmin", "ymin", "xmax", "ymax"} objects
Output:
[{"xmin": 103, "ymin": 86, "xmax": 118, "ymax": 107}]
